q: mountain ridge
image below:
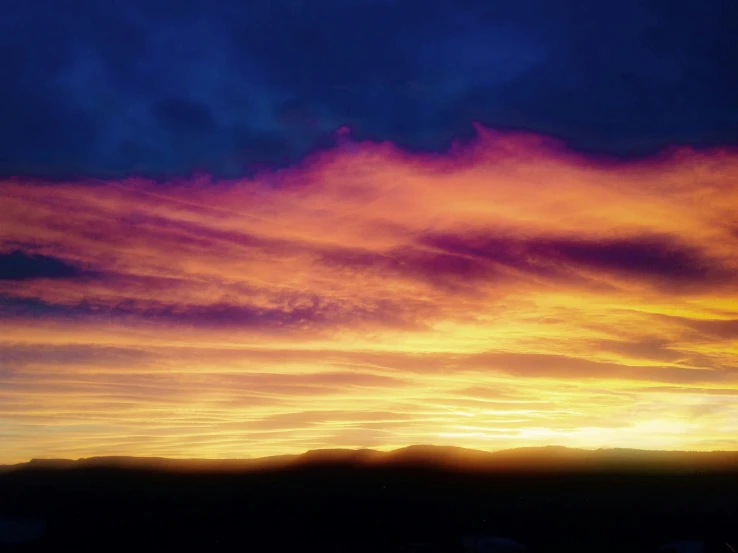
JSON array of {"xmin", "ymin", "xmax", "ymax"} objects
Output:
[{"xmin": 3, "ymin": 445, "xmax": 738, "ymax": 474}]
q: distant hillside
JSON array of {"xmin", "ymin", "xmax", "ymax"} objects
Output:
[
  {"xmin": 2, "ymin": 446, "xmax": 738, "ymax": 553},
  {"xmin": 3, "ymin": 445, "xmax": 738, "ymax": 474}
]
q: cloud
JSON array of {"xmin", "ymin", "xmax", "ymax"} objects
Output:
[
  {"xmin": 1, "ymin": 127, "xmax": 738, "ymax": 461},
  {"xmin": 0, "ymin": 293, "xmax": 425, "ymax": 336},
  {"xmin": 0, "ymin": 251, "xmax": 86, "ymax": 280},
  {"xmin": 461, "ymin": 351, "xmax": 732, "ymax": 385},
  {"xmin": 531, "ymin": 237, "xmax": 722, "ymax": 285},
  {"xmin": 0, "ymin": 344, "xmax": 155, "ymax": 371},
  {"xmin": 584, "ymin": 339, "xmax": 689, "ymax": 364},
  {"xmin": 1, "ymin": 0, "xmax": 735, "ymax": 178},
  {"xmin": 681, "ymin": 318, "xmax": 738, "ymax": 341},
  {"xmin": 421, "ymin": 233, "xmax": 734, "ymax": 290},
  {"xmin": 151, "ymin": 98, "xmax": 216, "ymax": 134}
]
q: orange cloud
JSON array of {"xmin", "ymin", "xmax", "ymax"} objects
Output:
[{"xmin": 1, "ymin": 127, "xmax": 737, "ymax": 463}]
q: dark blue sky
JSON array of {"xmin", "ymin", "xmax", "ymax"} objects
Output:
[{"xmin": 3, "ymin": 0, "xmax": 736, "ymax": 179}]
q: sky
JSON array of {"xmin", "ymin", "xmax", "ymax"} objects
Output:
[{"xmin": 1, "ymin": 0, "xmax": 737, "ymax": 463}]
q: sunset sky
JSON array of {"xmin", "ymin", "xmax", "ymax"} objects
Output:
[{"xmin": 1, "ymin": 0, "xmax": 737, "ymax": 464}]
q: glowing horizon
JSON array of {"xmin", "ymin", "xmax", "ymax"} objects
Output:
[{"xmin": 2, "ymin": 126, "xmax": 738, "ymax": 464}]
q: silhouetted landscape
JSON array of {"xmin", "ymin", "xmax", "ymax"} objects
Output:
[{"xmin": 1, "ymin": 446, "xmax": 737, "ymax": 552}]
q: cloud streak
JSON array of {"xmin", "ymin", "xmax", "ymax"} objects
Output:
[{"xmin": 1, "ymin": 128, "xmax": 737, "ymax": 462}]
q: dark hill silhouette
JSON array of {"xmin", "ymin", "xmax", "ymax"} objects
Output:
[
  {"xmin": 4, "ymin": 445, "xmax": 738, "ymax": 474},
  {"xmin": 2, "ymin": 446, "xmax": 737, "ymax": 552}
]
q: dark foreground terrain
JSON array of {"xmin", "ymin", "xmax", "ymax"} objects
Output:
[{"xmin": 1, "ymin": 446, "xmax": 737, "ymax": 553}]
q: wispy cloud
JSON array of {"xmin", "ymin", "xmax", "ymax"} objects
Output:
[{"xmin": 1, "ymin": 128, "xmax": 737, "ymax": 461}]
